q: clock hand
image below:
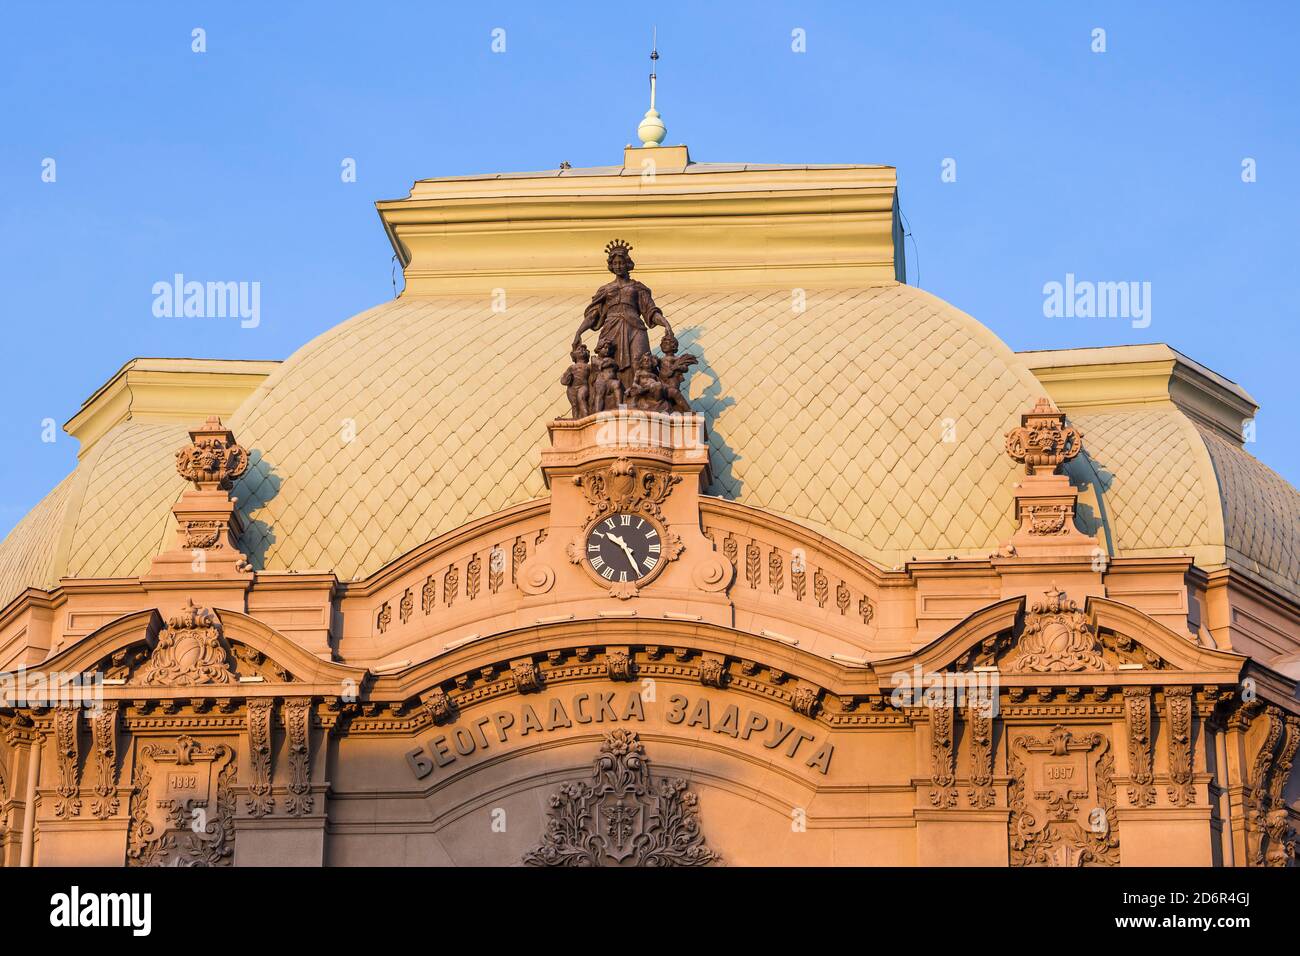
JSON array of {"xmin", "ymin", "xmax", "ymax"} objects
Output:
[{"xmin": 606, "ymin": 533, "xmax": 639, "ymax": 571}]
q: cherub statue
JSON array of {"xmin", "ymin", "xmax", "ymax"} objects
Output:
[
  {"xmin": 561, "ymin": 343, "xmax": 592, "ymax": 418},
  {"xmin": 590, "ymin": 341, "xmax": 624, "ymax": 412},
  {"xmin": 657, "ymin": 331, "xmax": 698, "ymax": 413},
  {"xmin": 627, "ymin": 352, "xmax": 670, "ymax": 412}
]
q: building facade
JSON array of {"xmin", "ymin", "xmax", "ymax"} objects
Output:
[{"xmin": 0, "ymin": 142, "xmax": 1297, "ymax": 867}]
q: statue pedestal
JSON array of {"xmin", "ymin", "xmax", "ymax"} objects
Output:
[{"xmin": 519, "ymin": 410, "xmax": 733, "ymax": 614}]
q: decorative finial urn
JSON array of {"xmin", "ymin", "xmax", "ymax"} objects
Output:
[
  {"xmin": 147, "ymin": 415, "xmax": 253, "ymax": 580},
  {"xmin": 175, "ymin": 416, "xmax": 250, "ymax": 491},
  {"xmin": 1004, "ymin": 398, "xmax": 1083, "ymax": 476}
]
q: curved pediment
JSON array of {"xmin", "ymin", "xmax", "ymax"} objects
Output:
[
  {"xmin": 874, "ymin": 591, "xmax": 1250, "ymax": 683},
  {"xmin": 26, "ymin": 604, "xmax": 366, "ymax": 694}
]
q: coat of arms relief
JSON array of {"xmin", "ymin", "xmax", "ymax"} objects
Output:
[{"xmin": 524, "ymin": 729, "xmax": 719, "ymax": 867}]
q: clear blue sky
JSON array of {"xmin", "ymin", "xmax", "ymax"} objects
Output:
[{"xmin": 1, "ymin": 1, "xmax": 1297, "ymax": 538}]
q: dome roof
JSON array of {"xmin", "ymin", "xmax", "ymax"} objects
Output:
[
  {"xmin": 223, "ymin": 284, "xmax": 1039, "ymax": 577},
  {"xmin": 2, "ymin": 284, "xmax": 1298, "ymax": 610}
]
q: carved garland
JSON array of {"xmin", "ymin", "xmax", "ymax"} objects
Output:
[
  {"xmin": 928, "ymin": 705, "xmax": 957, "ymax": 808},
  {"xmin": 90, "ymin": 703, "xmax": 119, "ymax": 819},
  {"xmin": 53, "ymin": 707, "xmax": 81, "ymax": 818},
  {"xmin": 1123, "ymin": 687, "xmax": 1156, "ymax": 808},
  {"xmin": 1165, "ymin": 687, "xmax": 1194, "ymax": 806},
  {"xmin": 246, "ymin": 698, "xmax": 275, "ymax": 818},
  {"xmin": 284, "ymin": 698, "xmax": 313, "ymax": 817},
  {"xmin": 967, "ymin": 703, "xmax": 995, "ymax": 809}
]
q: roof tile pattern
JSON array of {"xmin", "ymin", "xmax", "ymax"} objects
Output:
[
  {"xmin": 1065, "ymin": 408, "xmax": 1217, "ymax": 559},
  {"xmin": 1, "ymin": 287, "xmax": 1297, "ymax": 609},
  {"xmin": 227, "ymin": 286, "xmax": 1043, "ymax": 579},
  {"xmin": 0, "ymin": 472, "xmax": 73, "ymax": 596},
  {"xmin": 64, "ymin": 422, "xmax": 190, "ymax": 580},
  {"xmin": 1200, "ymin": 426, "xmax": 1300, "ymax": 599}
]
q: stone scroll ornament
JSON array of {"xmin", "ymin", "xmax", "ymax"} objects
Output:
[
  {"xmin": 523, "ymin": 728, "xmax": 720, "ymax": 867},
  {"xmin": 564, "ymin": 239, "xmax": 698, "ymax": 417}
]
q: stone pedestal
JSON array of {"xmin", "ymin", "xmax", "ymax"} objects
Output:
[
  {"xmin": 1116, "ymin": 807, "xmax": 1216, "ymax": 866},
  {"xmin": 915, "ymin": 809, "xmax": 1011, "ymax": 865}
]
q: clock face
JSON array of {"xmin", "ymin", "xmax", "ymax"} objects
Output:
[{"xmin": 585, "ymin": 513, "xmax": 662, "ymax": 583}]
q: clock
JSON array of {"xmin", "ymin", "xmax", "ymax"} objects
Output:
[{"xmin": 584, "ymin": 513, "xmax": 663, "ymax": 584}]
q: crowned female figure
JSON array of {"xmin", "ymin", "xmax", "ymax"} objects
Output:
[{"xmin": 572, "ymin": 239, "xmax": 674, "ymax": 391}]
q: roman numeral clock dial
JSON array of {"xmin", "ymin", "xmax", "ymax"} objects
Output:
[{"xmin": 585, "ymin": 513, "xmax": 662, "ymax": 584}]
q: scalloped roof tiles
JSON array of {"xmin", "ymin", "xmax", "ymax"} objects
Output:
[
  {"xmin": 223, "ymin": 286, "xmax": 1041, "ymax": 579},
  {"xmin": 1, "ymin": 285, "xmax": 1298, "ymax": 609}
]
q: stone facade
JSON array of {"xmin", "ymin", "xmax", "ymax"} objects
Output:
[{"xmin": 0, "ymin": 147, "xmax": 1297, "ymax": 868}]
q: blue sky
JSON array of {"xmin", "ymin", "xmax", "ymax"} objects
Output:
[{"xmin": 1, "ymin": 1, "xmax": 1297, "ymax": 538}]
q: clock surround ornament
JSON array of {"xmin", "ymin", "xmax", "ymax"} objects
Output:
[{"xmin": 582, "ymin": 511, "xmax": 670, "ymax": 589}]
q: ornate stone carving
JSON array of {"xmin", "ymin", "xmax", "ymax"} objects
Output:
[
  {"xmin": 859, "ymin": 594, "xmax": 875, "ymax": 626},
  {"xmin": 512, "ymin": 660, "xmax": 543, "ymax": 694},
  {"xmin": 745, "ymin": 542, "xmax": 760, "ymax": 589},
  {"xmin": 284, "ymin": 698, "xmax": 313, "ymax": 817},
  {"xmin": 182, "ymin": 519, "xmax": 224, "ymax": 549},
  {"xmin": 89, "ymin": 703, "xmax": 119, "ymax": 819},
  {"xmin": 768, "ymin": 550, "xmax": 783, "ymax": 595},
  {"xmin": 698, "ymin": 657, "xmax": 726, "ymax": 688},
  {"xmin": 489, "ymin": 547, "xmax": 505, "ymax": 594},
  {"xmin": 245, "ymin": 698, "xmax": 274, "ymax": 818},
  {"xmin": 1008, "ymin": 725, "xmax": 1119, "ymax": 867},
  {"xmin": 606, "ymin": 650, "xmax": 634, "ymax": 682},
  {"xmin": 573, "ymin": 457, "xmax": 680, "ymax": 525},
  {"xmin": 421, "ymin": 689, "xmax": 454, "ymax": 725},
  {"xmin": 1165, "ymin": 686, "xmax": 1194, "ymax": 806},
  {"xmin": 421, "ymin": 574, "xmax": 435, "ymax": 613},
  {"xmin": 467, "ymin": 553, "xmax": 481, "ymax": 600},
  {"xmin": 126, "ymin": 735, "xmax": 236, "ymax": 867},
  {"xmin": 814, "ymin": 568, "xmax": 828, "ymax": 608},
  {"xmin": 1123, "ymin": 687, "xmax": 1156, "ymax": 808},
  {"xmin": 135, "ymin": 600, "xmax": 235, "ymax": 686},
  {"xmin": 523, "ymin": 729, "xmax": 719, "ymax": 867},
  {"xmin": 1004, "ymin": 398, "xmax": 1083, "ymax": 476},
  {"xmin": 1100, "ymin": 632, "xmax": 1166, "ymax": 670},
  {"xmin": 1011, "ymin": 586, "xmax": 1105, "ymax": 673},
  {"xmin": 954, "ymin": 632, "xmax": 1013, "ymax": 671},
  {"xmin": 791, "ymin": 686, "xmax": 820, "ymax": 718},
  {"xmin": 399, "ymin": 588, "xmax": 414, "ymax": 625},
  {"xmin": 1025, "ymin": 503, "xmax": 1071, "ymax": 536},
  {"xmin": 836, "ymin": 581, "xmax": 850, "ymax": 615},
  {"xmin": 929, "ymin": 705, "xmax": 957, "ymax": 809},
  {"xmin": 443, "ymin": 565, "xmax": 459, "ymax": 606},
  {"xmin": 53, "ymin": 707, "xmax": 81, "ymax": 818},
  {"xmin": 512, "ymin": 537, "xmax": 527, "ymax": 582},
  {"xmin": 967, "ymin": 703, "xmax": 995, "ymax": 809},
  {"xmin": 174, "ymin": 416, "xmax": 250, "ymax": 490},
  {"xmin": 1246, "ymin": 707, "xmax": 1298, "ymax": 867},
  {"xmin": 562, "ymin": 343, "xmax": 594, "ymax": 418}
]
